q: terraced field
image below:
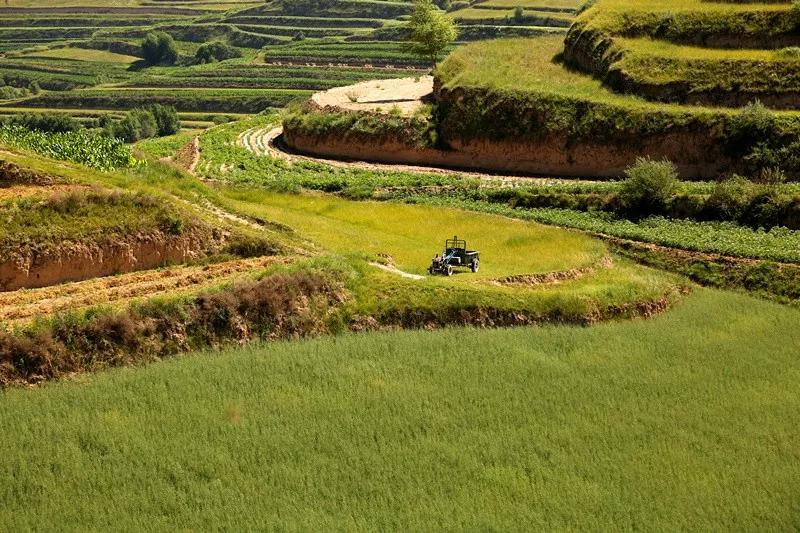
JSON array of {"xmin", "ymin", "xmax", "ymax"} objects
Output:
[
  {"xmin": 1, "ymin": 1, "xmax": 799, "ymax": 530},
  {"xmin": 0, "ymin": 0, "xmax": 578, "ymax": 118},
  {"xmin": 0, "ymin": 255, "xmax": 294, "ymax": 326},
  {"xmin": 286, "ymin": 1, "xmax": 800, "ymax": 180}
]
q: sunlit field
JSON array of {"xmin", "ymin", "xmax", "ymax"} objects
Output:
[{"xmin": 1, "ymin": 289, "xmax": 798, "ymax": 530}]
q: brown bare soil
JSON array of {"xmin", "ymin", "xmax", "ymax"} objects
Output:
[
  {"xmin": 284, "ymin": 120, "xmax": 733, "ymax": 180},
  {"xmin": 0, "ymin": 184, "xmax": 85, "ymax": 201},
  {"xmin": 0, "ymin": 228, "xmax": 225, "ymax": 292},
  {"xmin": 0, "ymin": 159, "xmax": 57, "ymax": 186},
  {"xmin": 312, "ymin": 76, "xmax": 433, "ymax": 115},
  {"xmin": 173, "ymin": 137, "xmax": 200, "ymax": 174},
  {"xmin": 0, "ymin": 255, "xmax": 295, "ymax": 327},
  {"xmin": 240, "ymin": 126, "xmax": 597, "ymax": 187}
]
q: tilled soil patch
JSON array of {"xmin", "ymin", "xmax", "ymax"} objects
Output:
[{"xmin": 0, "ymin": 255, "xmax": 295, "ymax": 326}]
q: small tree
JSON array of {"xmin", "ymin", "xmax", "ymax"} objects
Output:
[
  {"xmin": 148, "ymin": 104, "xmax": 180, "ymax": 136},
  {"xmin": 112, "ymin": 108, "xmax": 158, "ymax": 143},
  {"xmin": 618, "ymin": 157, "xmax": 679, "ymax": 217},
  {"xmin": 513, "ymin": 6, "xmax": 525, "ymax": 23},
  {"xmin": 142, "ymin": 32, "xmax": 178, "ymax": 65},
  {"xmin": 195, "ymin": 41, "xmax": 241, "ymax": 64},
  {"xmin": 406, "ymin": 0, "xmax": 458, "ymax": 69}
]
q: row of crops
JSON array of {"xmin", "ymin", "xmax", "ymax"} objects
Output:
[
  {"xmin": 0, "ymin": 124, "xmax": 138, "ymax": 171},
  {"xmin": 0, "ymin": 0, "xmax": 578, "ymax": 116},
  {"xmin": 417, "ymin": 196, "xmax": 800, "ymax": 263}
]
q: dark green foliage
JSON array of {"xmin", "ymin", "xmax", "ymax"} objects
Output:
[
  {"xmin": 141, "ymin": 31, "xmax": 178, "ymax": 66},
  {"xmin": 706, "ymin": 176, "xmax": 754, "ymax": 221},
  {"xmin": 195, "ymin": 41, "xmax": 242, "ymax": 64},
  {"xmin": 618, "ymin": 158, "xmax": 679, "ymax": 217},
  {"xmin": 148, "ymin": 104, "xmax": 181, "ymax": 137},
  {"xmin": 108, "ymin": 105, "xmax": 180, "ymax": 142},
  {"xmin": 5, "ymin": 112, "xmax": 80, "ymax": 134},
  {"xmin": 724, "ymin": 101, "xmax": 777, "ymax": 158},
  {"xmin": 513, "ymin": 6, "xmax": 525, "ymax": 23},
  {"xmin": 111, "ymin": 109, "xmax": 158, "ymax": 143},
  {"xmin": 612, "ymin": 241, "xmax": 800, "ymax": 305}
]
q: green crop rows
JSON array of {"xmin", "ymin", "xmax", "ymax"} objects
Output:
[{"xmin": 0, "ymin": 124, "xmax": 137, "ymax": 170}]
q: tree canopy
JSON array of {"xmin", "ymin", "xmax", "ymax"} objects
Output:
[
  {"xmin": 406, "ymin": 0, "xmax": 458, "ymax": 68},
  {"xmin": 142, "ymin": 32, "xmax": 178, "ymax": 66}
]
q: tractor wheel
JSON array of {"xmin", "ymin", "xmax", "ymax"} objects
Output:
[
  {"xmin": 446, "ymin": 265, "xmax": 453, "ymax": 276},
  {"xmin": 471, "ymin": 259, "xmax": 479, "ymax": 273}
]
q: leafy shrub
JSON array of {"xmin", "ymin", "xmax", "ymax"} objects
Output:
[
  {"xmin": 618, "ymin": 158, "xmax": 679, "ymax": 217},
  {"xmin": 148, "ymin": 104, "xmax": 181, "ymax": 137},
  {"xmin": 513, "ymin": 6, "xmax": 525, "ymax": 22},
  {"xmin": 112, "ymin": 109, "xmax": 158, "ymax": 143},
  {"xmin": 706, "ymin": 176, "xmax": 754, "ymax": 221},
  {"xmin": 723, "ymin": 101, "xmax": 782, "ymax": 170},
  {"xmin": 741, "ymin": 189, "xmax": 784, "ymax": 229},
  {"xmin": 774, "ymin": 47, "xmax": 800, "ymax": 60},
  {"xmin": 142, "ymin": 31, "xmax": 178, "ymax": 66},
  {"xmin": 0, "ymin": 85, "xmax": 30, "ymax": 99},
  {"xmin": 195, "ymin": 41, "xmax": 242, "ymax": 64},
  {"xmin": 6, "ymin": 112, "xmax": 81, "ymax": 134},
  {"xmin": 755, "ymin": 167, "xmax": 787, "ymax": 186},
  {"xmin": 108, "ymin": 105, "xmax": 180, "ymax": 142}
]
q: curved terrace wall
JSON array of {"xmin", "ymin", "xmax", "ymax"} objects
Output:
[
  {"xmin": 563, "ymin": 23, "xmax": 800, "ymax": 110},
  {"xmin": 283, "ymin": 86, "xmax": 800, "ymax": 180},
  {"xmin": 283, "ymin": 120, "xmax": 736, "ymax": 179}
]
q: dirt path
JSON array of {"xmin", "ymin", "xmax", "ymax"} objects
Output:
[
  {"xmin": 369, "ymin": 262, "xmax": 425, "ymax": 280},
  {"xmin": 312, "ymin": 76, "xmax": 433, "ymax": 115},
  {"xmin": 238, "ymin": 126, "xmax": 591, "ymax": 188},
  {"xmin": 0, "ymin": 256, "xmax": 296, "ymax": 327}
]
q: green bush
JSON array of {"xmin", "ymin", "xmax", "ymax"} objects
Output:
[
  {"xmin": 148, "ymin": 104, "xmax": 181, "ymax": 137},
  {"xmin": 195, "ymin": 41, "xmax": 242, "ymax": 64},
  {"xmin": 756, "ymin": 167, "xmax": 787, "ymax": 186},
  {"xmin": 142, "ymin": 31, "xmax": 178, "ymax": 66},
  {"xmin": 706, "ymin": 176, "xmax": 753, "ymax": 220},
  {"xmin": 774, "ymin": 47, "xmax": 800, "ymax": 60},
  {"xmin": 724, "ymin": 101, "xmax": 780, "ymax": 167},
  {"xmin": 112, "ymin": 109, "xmax": 158, "ymax": 143},
  {"xmin": 108, "ymin": 105, "xmax": 180, "ymax": 143},
  {"xmin": 618, "ymin": 158, "xmax": 679, "ymax": 217},
  {"xmin": 6, "ymin": 113, "xmax": 81, "ymax": 134}
]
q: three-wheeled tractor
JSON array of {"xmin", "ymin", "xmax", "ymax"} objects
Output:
[{"xmin": 428, "ymin": 236, "xmax": 480, "ymax": 276}]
